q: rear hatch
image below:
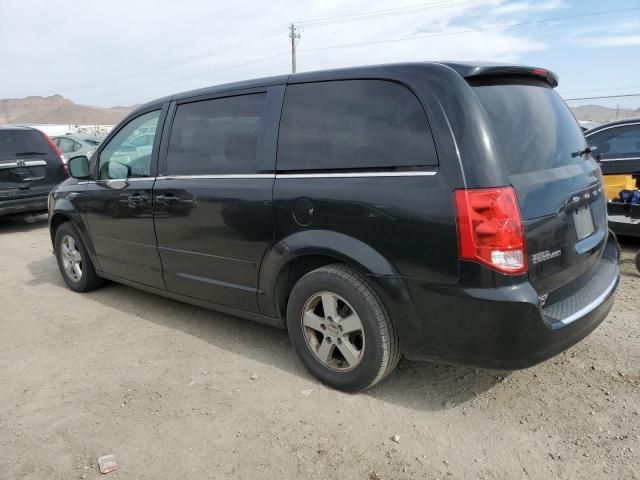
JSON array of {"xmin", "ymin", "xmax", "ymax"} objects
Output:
[
  {"xmin": 470, "ymin": 77, "xmax": 608, "ymax": 297},
  {"xmin": 0, "ymin": 129, "xmax": 67, "ymax": 202}
]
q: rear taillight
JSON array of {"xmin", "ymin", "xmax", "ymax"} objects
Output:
[
  {"xmin": 454, "ymin": 187, "xmax": 527, "ymax": 275},
  {"xmin": 41, "ymin": 132, "xmax": 68, "ymax": 176}
]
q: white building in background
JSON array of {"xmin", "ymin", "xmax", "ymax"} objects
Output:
[{"xmin": 21, "ymin": 124, "xmax": 115, "ymax": 137}]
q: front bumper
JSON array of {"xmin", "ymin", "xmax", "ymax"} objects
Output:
[
  {"xmin": 0, "ymin": 196, "xmax": 48, "ymax": 217},
  {"xmin": 401, "ymin": 234, "xmax": 620, "ymax": 369}
]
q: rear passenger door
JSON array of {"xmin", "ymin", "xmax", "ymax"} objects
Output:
[
  {"xmin": 273, "ymin": 79, "xmax": 450, "ymax": 283},
  {"xmin": 153, "ymin": 87, "xmax": 284, "ymax": 312}
]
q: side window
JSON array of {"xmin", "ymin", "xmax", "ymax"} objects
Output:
[
  {"xmin": 277, "ymin": 80, "xmax": 437, "ymax": 171},
  {"xmin": 166, "ymin": 93, "xmax": 266, "ymax": 176},
  {"xmin": 98, "ymin": 110, "xmax": 160, "ymax": 180},
  {"xmin": 589, "ymin": 125, "xmax": 640, "ymax": 158}
]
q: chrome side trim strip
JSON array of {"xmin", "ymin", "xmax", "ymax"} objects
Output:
[
  {"xmin": 78, "ymin": 171, "xmax": 440, "ymax": 182},
  {"xmin": 79, "ymin": 177, "xmax": 155, "ymax": 184},
  {"xmin": 275, "ymin": 171, "xmax": 437, "ymax": 179},
  {"xmin": 584, "ymin": 122, "xmax": 640, "ymax": 137},
  {"xmin": 558, "ymin": 269, "xmax": 619, "ymax": 326},
  {"xmin": 599, "ymin": 157, "xmax": 640, "ymax": 162},
  {"xmin": 154, "ymin": 171, "xmax": 438, "ymax": 180},
  {"xmin": 157, "ymin": 174, "xmax": 275, "ymax": 180},
  {"xmin": 0, "ymin": 159, "xmax": 47, "ymax": 169}
]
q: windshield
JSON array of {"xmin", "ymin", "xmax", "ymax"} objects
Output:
[{"xmin": 472, "ymin": 81, "xmax": 587, "ymax": 175}]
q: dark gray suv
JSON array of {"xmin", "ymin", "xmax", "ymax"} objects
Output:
[{"xmin": 1, "ymin": 126, "xmax": 67, "ymax": 217}]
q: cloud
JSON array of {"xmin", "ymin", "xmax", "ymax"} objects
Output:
[
  {"xmin": 0, "ymin": 0, "xmax": 558, "ymax": 106},
  {"xmin": 586, "ymin": 34, "xmax": 640, "ymax": 47},
  {"xmin": 564, "ymin": 19, "xmax": 640, "ymax": 47}
]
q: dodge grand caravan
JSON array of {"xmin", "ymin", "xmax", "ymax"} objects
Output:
[{"xmin": 48, "ymin": 62, "xmax": 620, "ymax": 391}]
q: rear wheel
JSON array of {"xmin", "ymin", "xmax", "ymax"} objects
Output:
[
  {"xmin": 287, "ymin": 265, "xmax": 400, "ymax": 391},
  {"xmin": 54, "ymin": 222, "xmax": 104, "ymax": 292}
]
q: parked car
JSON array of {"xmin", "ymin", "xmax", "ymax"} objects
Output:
[
  {"xmin": 49, "ymin": 62, "xmax": 620, "ymax": 391},
  {"xmin": 50, "ymin": 134, "xmax": 102, "ymax": 160},
  {"xmin": 1, "ymin": 126, "xmax": 67, "ymax": 218},
  {"xmin": 585, "ymin": 118, "xmax": 640, "ymax": 237}
]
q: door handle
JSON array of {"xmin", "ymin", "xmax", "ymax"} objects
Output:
[
  {"xmin": 129, "ymin": 193, "xmax": 148, "ymax": 205},
  {"xmin": 155, "ymin": 195, "xmax": 178, "ymax": 203}
]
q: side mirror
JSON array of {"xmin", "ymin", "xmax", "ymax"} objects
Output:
[{"xmin": 68, "ymin": 155, "xmax": 90, "ymax": 178}]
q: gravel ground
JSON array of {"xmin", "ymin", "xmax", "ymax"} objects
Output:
[{"xmin": 0, "ymin": 215, "xmax": 638, "ymax": 480}]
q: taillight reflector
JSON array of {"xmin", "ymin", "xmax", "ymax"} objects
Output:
[
  {"xmin": 41, "ymin": 132, "xmax": 68, "ymax": 176},
  {"xmin": 454, "ymin": 187, "xmax": 527, "ymax": 274}
]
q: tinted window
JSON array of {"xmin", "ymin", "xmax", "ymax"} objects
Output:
[
  {"xmin": 98, "ymin": 110, "xmax": 160, "ymax": 179},
  {"xmin": 472, "ymin": 82, "xmax": 587, "ymax": 175},
  {"xmin": 0, "ymin": 130, "xmax": 53, "ymax": 160},
  {"xmin": 166, "ymin": 93, "xmax": 266, "ymax": 175},
  {"xmin": 277, "ymin": 80, "xmax": 436, "ymax": 171},
  {"xmin": 587, "ymin": 124, "xmax": 640, "ymax": 158}
]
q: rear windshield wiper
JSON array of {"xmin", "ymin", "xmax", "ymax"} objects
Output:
[
  {"xmin": 14, "ymin": 151, "xmax": 48, "ymax": 156},
  {"xmin": 571, "ymin": 146, "xmax": 596, "ymax": 158}
]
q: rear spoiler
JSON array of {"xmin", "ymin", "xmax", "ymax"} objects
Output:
[{"xmin": 444, "ymin": 63, "xmax": 559, "ymax": 88}]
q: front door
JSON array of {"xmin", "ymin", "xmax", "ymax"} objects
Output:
[
  {"xmin": 82, "ymin": 108, "xmax": 166, "ymax": 289},
  {"xmin": 153, "ymin": 89, "xmax": 281, "ymax": 312}
]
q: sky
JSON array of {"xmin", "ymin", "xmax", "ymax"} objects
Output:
[{"xmin": 1, "ymin": 0, "xmax": 639, "ymax": 109}]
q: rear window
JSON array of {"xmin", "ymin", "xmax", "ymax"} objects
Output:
[
  {"xmin": 471, "ymin": 81, "xmax": 587, "ymax": 175},
  {"xmin": 0, "ymin": 130, "xmax": 53, "ymax": 160},
  {"xmin": 277, "ymin": 80, "xmax": 437, "ymax": 171}
]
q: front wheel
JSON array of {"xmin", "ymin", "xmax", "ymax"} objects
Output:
[
  {"xmin": 54, "ymin": 222, "xmax": 104, "ymax": 292},
  {"xmin": 287, "ymin": 265, "xmax": 401, "ymax": 392}
]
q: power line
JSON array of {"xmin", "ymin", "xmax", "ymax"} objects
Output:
[
  {"xmin": 59, "ymin": 24, "xmax": 289, "ymax": 93},
  {"xmin": 296, "ymin": 0, "xmax": 489, "ymax": 28},
  {"xmin": 60, "ymin": 1, "xmax": 489, "ymax": 94},
  {"xmin": 564, "ymin": 93, "xmax": 640, "ymax": 101},
  {"xmin": 101, "ymin": 52, "xmax": 291, "ymax": 97},
  {"xmin": 559, "ymin": 85, "xmax": 640, "ymax": 95},
  {"xmin": 297, "ymin": 7, "xmax": 640, "ymax": 53}
]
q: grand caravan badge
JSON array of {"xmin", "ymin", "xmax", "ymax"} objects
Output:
[{"xmin": 532, "ymin": 249, "xmax": 562, "ymax": 265}]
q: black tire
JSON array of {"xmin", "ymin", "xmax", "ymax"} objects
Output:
[
  {"xmin": 636, "ymin": 251, "xmax": 640, "ymax": 273},
  {"xmin": 54, "ymin": 222, "xmax": 104, "ymax": 292},
  {"xmin": 287, "ymin": 264, "xmax": 401, "ymax": 392}
]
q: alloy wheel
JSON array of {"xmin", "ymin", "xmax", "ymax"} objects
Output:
[
  {"xmin": 60, "ymin": 235, "xmax": 83, "ymax": 283},
  {"xmin": 301, "ymin": 291, "xmax": 365, "ymax": 371}
]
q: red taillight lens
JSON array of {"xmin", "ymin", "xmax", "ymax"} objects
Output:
[
  {"xmin": 454, "ymin": 187, "xmax": 527, "ymax": 274},
  {"xmin": 41, "ymin": 132, "xmax": 68, "ymax": 176}
]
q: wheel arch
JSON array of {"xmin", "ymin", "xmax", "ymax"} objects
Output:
[
  {"xmin": 258, "ymin": 230, "xmax": 412, "ymax": 326},
  {"xmin": 49, "ymin": 206, "xmax": 99, "ymax": 271}
]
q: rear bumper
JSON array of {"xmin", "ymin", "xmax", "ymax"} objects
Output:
[
  {"xmin": 0, "ymin": 196, "xmax": 48, "ymax": 217},
  {"xmin": 400, "ymin": 234, "xmax": 620, "ymax": 369}
]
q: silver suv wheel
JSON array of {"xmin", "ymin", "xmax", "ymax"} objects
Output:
[
  {"xmin": 60, "ymin": 234, "xmax": 83, "ymax": 282},
  {"xmin": 301, "ymin": 291, "xmax": 365, "ymax": 371}
]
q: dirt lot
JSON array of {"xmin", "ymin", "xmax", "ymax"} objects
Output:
[{"xmin": 0, "ymin": 215, "xmax": 638, "ymax": 480}]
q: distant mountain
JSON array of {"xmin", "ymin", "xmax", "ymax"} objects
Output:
[
  {"xmin": 570, "ymin": 104, "xmax": 640, "ymax": 123},
  {"xmin": 0, "ymin": 94, "xmax": 133, "ymax": 125},
  {"xmin": 2, "ymin": 94, "xmax": 637, "ymax": 127}
]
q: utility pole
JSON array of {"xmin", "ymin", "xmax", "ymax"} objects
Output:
[{"xmin": 289, "ymin": 23, "xmax": 301, "ymax": 73}]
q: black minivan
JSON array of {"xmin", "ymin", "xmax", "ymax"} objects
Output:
[{"xmin": 49, "ymin": 62, "xmax": 620, "ymax": 391}]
